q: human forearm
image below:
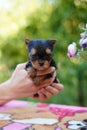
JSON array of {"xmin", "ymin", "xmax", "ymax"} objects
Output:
[{"xmin": 0, "ymin": 80, "xmax": 15, "ymax": 105}]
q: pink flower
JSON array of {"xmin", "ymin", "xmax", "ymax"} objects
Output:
[{"xmin": 67, "ymin": 42, "xmax": 77, "ymax": 57}]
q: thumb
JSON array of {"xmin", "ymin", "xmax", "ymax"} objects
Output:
[{"xmin": 16, "ymin": 62, "xmax": 27, "ymax": 70}]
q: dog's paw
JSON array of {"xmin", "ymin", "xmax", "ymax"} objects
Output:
[
  {"xmin": 27, "ymin": 68, "xmax": 36, "ymax": 78},
  {"xmin": 33, "ymin": 77, "xmax": 41, "ymax": 86}
]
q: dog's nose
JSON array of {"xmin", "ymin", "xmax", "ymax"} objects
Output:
[{"xmin": 39, "ymin": 61, "xmax": 44, "ymax": 66}]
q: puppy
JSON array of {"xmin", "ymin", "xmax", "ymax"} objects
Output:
[{"xmin": 25, "ymin": 39, "xmax": 58, "ymax": 86}]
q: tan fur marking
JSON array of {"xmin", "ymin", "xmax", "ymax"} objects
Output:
[
  {"xmin": 46, "ymin": 48, "xmax": 51, "ymax": 54},
  {"xmin": 31, "ymin": 60, "xmax": 50, "ymax": 70},
  {"xmin": 31, "ymin": 48, "xmax": 36, "ymax": 55}
]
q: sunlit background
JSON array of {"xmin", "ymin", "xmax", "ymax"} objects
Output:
[{"xmin": 0, "ymin": 0, "xmax": 87, "ymax": 106}]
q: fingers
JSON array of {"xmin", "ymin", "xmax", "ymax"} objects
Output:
[
  {"xmin": 39, "ymin": 77, "xmax": 53, "ymax": 88},
  {"xmin": 40, "ymin": 83, "xmax": 64, "ymax": 99},
  {"xmin": 36, "ymin": 67, "xmax": 55, "ymax": 76},
  {"xmin": 52, "ymin": 83, "xmax": 64, "ymax": 91},
  {"xmin": 45, "ymin": 86, "xmax": 59, "ymax": 95},
  {"xmin": 31, "ymin": 83, "xmax": 64, "ymax": 102},
  {"xmin": 33, "ymin": 89, "xmax": 52, "ymax": 102},
  {"xmin": 35, "ymin": 92, "xmax": 46, "ymax": 102},
  {"xmin": 16, "ymin": 63, "xmax": 27, "ymax": 70},
  {"xmin": 30, "ymin": 91, "xmax": 45, "ymax": 102},
  {"xmin": 39, "ymin": 83, "xmax": 64, "ymax": 100},
  {"xmin": 39, "ymin": 88, "xmax": 52, "ymax": 99}
]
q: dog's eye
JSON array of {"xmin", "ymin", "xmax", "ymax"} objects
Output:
[
  {"xmin": 30, "ymin": 55, "xmax": 37, "ymax": 61},
  {"xmin": 45, "ymin": 54, "xmax": 52, "ymax": 60}
]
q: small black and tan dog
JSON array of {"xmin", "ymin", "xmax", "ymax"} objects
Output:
[{"xmin": 25, "ymin": 39, "xmax": 58, "ymax": 86}]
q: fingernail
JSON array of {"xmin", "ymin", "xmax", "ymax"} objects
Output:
[
  {"xmin": 52, "ymin": 67, "xmax": 55, "ymax": 71},
  {"xmin": 59, "ymin": 84, "xmax": 64, "ymax": 90},
  {"xmin": 46, "ymin": 86, "xmax": 50, "ymax": 89}
]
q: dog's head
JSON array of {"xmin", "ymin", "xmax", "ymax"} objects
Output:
[{"xmin": 25, "ymin": 39, "xmax": 56, "ymax": 70}]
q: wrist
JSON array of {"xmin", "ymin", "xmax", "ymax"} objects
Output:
[{"xmin": 0, "ymin": 79, "xmax": 15, "ymax": 105}]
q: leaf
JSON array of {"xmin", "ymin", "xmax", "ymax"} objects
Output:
[
  {"xmin": 79, "ymin": 51, "xmax": 87, "ymax": 61},
  {"xmin": 69, "ymin": 56, "xmax": 80, "ymax": 64}
]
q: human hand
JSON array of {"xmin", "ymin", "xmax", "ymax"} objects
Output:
[
  {"xmin": 30, "ymin": 82, "xmax": 64, "ymax": 102},
  {"xmin": 8, "ymin": 63, "xmax": 56, "ymax": 100}
]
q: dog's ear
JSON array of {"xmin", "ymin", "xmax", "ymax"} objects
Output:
[
  {"xmin": 25, "ymin": 39, "xmax": 30, "ymax": 46},
  {"xmin": 50, "ymin": 40, "xmax": 56, "ymax": 45}
]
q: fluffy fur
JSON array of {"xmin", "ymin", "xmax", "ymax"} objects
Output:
[{"xmin": 25, "ymin": 39, "xmax": 58, "ymax": 84}]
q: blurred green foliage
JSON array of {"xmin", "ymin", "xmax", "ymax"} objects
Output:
[{"xmin": 0, "ymin": 0, "xmax": 87, "ymax": 106}]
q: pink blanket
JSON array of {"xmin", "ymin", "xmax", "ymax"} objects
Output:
[{"xmin": 0, "ymin": 100, "xmax": 87, "ymax": 130}]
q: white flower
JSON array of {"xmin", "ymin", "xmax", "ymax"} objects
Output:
[
  {"xmin": 79, "ymin": 38, "xmax": 84, "ymax": 46},
  {"xmin": 80, "ymin": 33, "xmax": 86, "ymax": 38},
  {"xmin": 67, "ymin": 42, "xmax": 77, "ymax": 57},
  {"xmin": 82, "ymin": 38, "xmax": 87, "ymax": 44}
]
